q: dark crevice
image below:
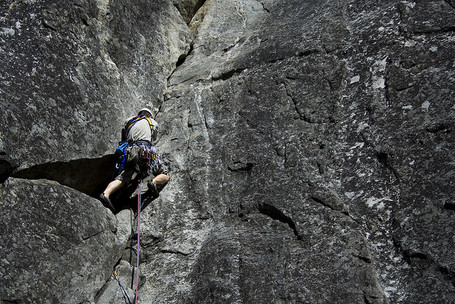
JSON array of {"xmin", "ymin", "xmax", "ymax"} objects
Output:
[
  {"xmin": 316, "ymin": 161, "xmax": 325, "ymax": 175},
  {"xmin": 402, "ymin": 249, "xmax": 429, "ymax": 264},
  {"xmin": 354, "ymin": 254, "xmax": 372, "ymax": 264},
  {"xmin": 414, "ymin": 26, "xmax": 455, "ymax": 35},
  {"xmin": 160, "ymin": 249, "xmax": 190, "ymax": 256},
  {"xmin": 363, "ymin": 292, "xmax": 381, "ymax": 304},
  {"xmin": 267, "ymin": 48, "xmax": 319, "ymax": 65},
  {"xmin": 446, "ymin": 0, "xmax": 455, "ymax": 10},
  {"xmin": 80, "ymin": 15, "xmax": 89, "ymax": 27},
  {"xmin": 281, "ymin": 78, "xmax": 334, "ymax": 124},
  {"xmin": 0, "ymin": 159, "xmax": 16, "ymax": 183},
  {"xmin": 310, "ymin": 195, "xmax": 350, "ymax": 216},
  {"xmin": 360, "ymin": 134, "xmax": 401, "ymax": 182},
  {"xmin": 426, "ymin": 122, "xmax": 452, "ymax": 134},
  {"xmin": 82, "ymin": 229, "xmax": 107, "ymax": 241},
  {"xmin": 167, "ymin": 43, "xmax": 194, "ymax": 86},
  {"xmin": 395, "ymin": 85, "xmax": 413, "ymax": 92},
  {"xmin": 12, "ymin": 155, "xmax": 117, "ymax": 197},
  {"xmin": 311, "ymin": 196, "xmax": 334, "ymax": 210},
  {"xmin": 258, "ymin": 203, "xmax": 301, "ymax": 239},
  {"xmin": 281, "ymin": 81, "xmax": 311, "ymax": 123},
  {"xmin": 438, "ymin": 265, "xmax": 455, "ymax": 287},
  {"xmin": 259, "ymin": 1, "xmax": 271, "ymax": 13},
  {"xmin": 222, "ymin": 40, "xmax": 239, "ymax": 53},
  {"xmin": 228, "ymin": 162, "xmax": 254, "ymax": 172},
  {"xmin": 42, "ymin": 19, "xmax": 58, "ymax": 31},
  {"xmin": 174, "ymin": 0, "xmax": 207, "ymax": 25},
  {"xmin": 192, "ymin": 0, "xmax": 207, "ymax": 21},
  {"xmin": 212, "ymin": 68, "xmax": 246, "ymax": 81},
  {"xmin": 376, "ymin": 151, "xmax": 389, "ymax": 166},
  {"xmin": 375, "ymin": 150, "xmax": 401, "ymax": 182},
  {"xmin": 296, "ymin": 48, "xmax": 320, "ymax": 57},
  {"xmin": 394, "ymin": 236, "xmax": 455, "ymax": 286},
  {"xmin": 176, "ymin": 43, "xmax": 194, "ymax": 68},
  {"xmin": 404, "ymin": 249, "xmax": 455, "ymax": 285},
  {"xmin": 444, "ymin": 202, "xmax": 455, "ymax": 211},
  {"xmin": 141, "ymin": 235, "xmax": 163, "ymax": 249}
]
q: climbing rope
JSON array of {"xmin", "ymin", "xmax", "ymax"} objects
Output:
[
  {"xmin": 113, "ymin": 270, "xmax": 133, "ymax": 304},
  {"xmin": 114, "ymin": 180, "xmax": 142, "ymax": 303},
  {"xmin": 135, "ymin": 180, "xmax": 142, "ymax": 304}
]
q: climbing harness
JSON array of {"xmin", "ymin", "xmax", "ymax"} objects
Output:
[
  {"xmin": 116, "ymin": 142, "xmax": 162, "ymax": 176},
  {"xmin": 135, "ymin": 180, "xmax": 142, "ymax": 304},
  {"xmin": 113, "ymin": 270, "xmax": 133, "ymax": 304}
]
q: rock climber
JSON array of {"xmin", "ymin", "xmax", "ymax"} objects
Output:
[{"xmin": 99, "ymin": 108, "xmax": 169, "ymax": 212}]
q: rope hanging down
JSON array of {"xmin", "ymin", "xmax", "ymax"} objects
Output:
[
  {"xmin": 135, "ymin": 180, "xmax": 142, "ymax": 304},
  {"xmin": 113, "ymin": 180, "xmax": 143, "ymax": 304},
  {"xmin": 113, "ymin": 270, "xmax": 132, "ymax": 304}
]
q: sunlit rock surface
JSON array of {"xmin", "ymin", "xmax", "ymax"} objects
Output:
[{"xmin": 1, "ymin": 0, "xmax": 454, "ymax": 303}]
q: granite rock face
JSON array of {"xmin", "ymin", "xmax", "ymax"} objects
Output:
[
  {"xmin": 0, "ymin": 0, "xmax": 190, "ymax": 172},
  {"xmin": 1, "ymin": 0, "xmax": 455, "ymax": 303},
  {"xmin": 0, "ymin": 178, "xmax": 132, "ymax": 304}
]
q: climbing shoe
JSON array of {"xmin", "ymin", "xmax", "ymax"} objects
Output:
[
  {"xmin": 147, "ymin": 181, "xmax": 160, "ymax": 199},
  {"xmin": 99, "ymin": 193, "xmax": 115, "ymax": 212}
]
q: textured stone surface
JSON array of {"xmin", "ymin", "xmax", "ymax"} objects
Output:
[
  {"xmin": 147, "ymin": 0, "xmax": 455, "ymax": 303},
  {"xmin": 0, "ymin": 0, "xmax": 190, "ymax": 171},
  {"xmin": 0, "ymin": 178, "xmax": 130, "ymax": 304},
  {"xmin": 1, "ymin": 0, "xmax": 455, "ymax": 303}
]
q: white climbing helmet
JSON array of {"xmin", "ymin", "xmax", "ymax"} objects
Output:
[
  {"xmin": 138, "ymin": 107, "xmax": 159, "ymax": 141},
  {"xmin": 138, "ymin": 107, "xmax": 153, "ymax": 116}
]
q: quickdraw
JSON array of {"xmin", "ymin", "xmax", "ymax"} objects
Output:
[{"xmin": 113, "ymin": 270, "xmax": 132, "ymax": 304}]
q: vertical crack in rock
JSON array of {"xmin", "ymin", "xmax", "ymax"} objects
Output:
[
  {"xmin": 173, "ymin": 0, "xmax": 207, "ymax": 25},
  {"xmin": 256, "ymin": 0, "xmax": 271, "ymax": 14},
  {"xmin": 360, "ymin": 133, "xmax": 401, "ymax": 182},
  {"xmin": 375, "ymin": 150, "xmax": 401, "ymax": 182},
  {"xmin": 0, "ymin": 159, "xmax": 15, "ymax": 183},
  {"xmin": 258, "ymin": 203, "xmax": 301, "ymax": 239},
  {"xmin": 444, "ymin": 202, "xmax": 455, "ymax": 211},
  {"xmin": 167, "ymin": 42, "xmax": 194, "ymax": 85},
  {"xmin": 281, "ymin": 79, "xmax": 306, "ymax": 122},
  {"xmin": 445, "ymin": 0, "xmax": 455, "ymax": 10},
  {"xmin": 176, "ymin": 43, "xmax": 194, "ymax": 68}
]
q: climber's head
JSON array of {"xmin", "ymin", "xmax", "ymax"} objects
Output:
[{"xmin": 138, "ymin": 107, "xmax": 153, "ymax": 117}]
